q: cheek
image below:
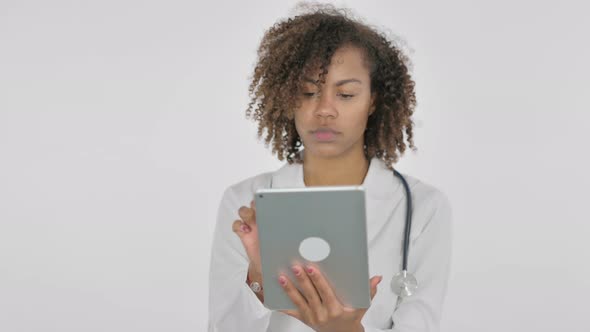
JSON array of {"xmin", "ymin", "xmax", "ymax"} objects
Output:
[
  {"xmin": 293, "ymin": 117, "xmax": 306, "ymax": 138},
  {"xmin": 293, "ymin": 109, "xmax": 312, "ymax": 128},
  {"xmin": 342, "ymin": 111, "xmax": 370, "ymax": 130}
]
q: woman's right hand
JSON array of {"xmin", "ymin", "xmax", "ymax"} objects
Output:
[{"xmin": 232, "ymin": 199, "xmax": 262, "ymax": 274}]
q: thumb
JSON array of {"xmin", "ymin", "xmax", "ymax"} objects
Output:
[{"xmin": 369, "ymin": 275, "xmax": 383, "ymax": 300}]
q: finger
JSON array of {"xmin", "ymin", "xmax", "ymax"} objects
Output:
[
  {"xmin": 279, "ymin": 274, "xmax": 311, "ymax": 318},
  {"xmin": 291, "ymin": 264, "xmax": 322, "ymax": 310},
  {"xmin": 232, "ymin": 219, "xmax": 251, "ymax": 235},
  {"xmin": 238, "ymin": 206, "xmax": 256, "ymax": 228},
  {"xmin": 305, "ymin": 264, "xmax": 340, "ymax": 308},
  {"xmin": 250, "ymin": 199, "xmax": 257, "ymax": 222},
  {"xmin": 369, "ymin": 275, "xmax": 383, "ymax": 300}
]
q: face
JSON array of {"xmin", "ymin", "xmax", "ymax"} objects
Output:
[{"xmin": 294, "ymin": 46, "xmax": 375, "ymax": 159}]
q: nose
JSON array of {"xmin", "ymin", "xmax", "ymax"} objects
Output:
[{"xmin": 313, "ymin": 92, "xmax": 338, "ymax": 119}]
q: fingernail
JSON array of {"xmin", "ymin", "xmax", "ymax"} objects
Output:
[
  {"xmin": 279, "ymin": 276, "xmax": 287, "ymax": 286},
  {"xmin": 292, "ymin": 266, "xmax": 300, "ymax": 276},
  {"xmin": 240, "ymin": 224, "xmax": 250, "ymax": 233},
  {"xmin": 306, "ymin": 266, "xmax": 313, "ymax": 275}
]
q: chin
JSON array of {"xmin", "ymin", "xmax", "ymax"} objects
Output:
[{"xmin": 304, "ymin": 144, "xmax": 344, "ymax": 159}]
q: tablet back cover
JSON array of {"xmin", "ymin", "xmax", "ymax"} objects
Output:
[{"xmin": 254, "ymin": 186, "xmax": 370, "ymax": 310}]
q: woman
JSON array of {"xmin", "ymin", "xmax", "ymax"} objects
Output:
[{"xmin": 208, "ymin": 3, "xmax": 452, "ymax": 332}]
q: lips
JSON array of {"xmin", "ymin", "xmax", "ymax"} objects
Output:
[
  {"xmin": 312, "ymin": 128, "xmax": 339, "ymax": 141},
  {"xmin": 312, "ymin": 128, "xmax": 339, "ymax": 134}
]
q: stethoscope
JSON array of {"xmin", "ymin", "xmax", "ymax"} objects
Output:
[{"xmin": 391, "ymin": 169, "xmax": 418, "ymax": 298}]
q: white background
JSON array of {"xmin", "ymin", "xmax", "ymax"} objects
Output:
[{"xmin": 1, "ymin": 1, "xmax": 589, "ymax": 331}]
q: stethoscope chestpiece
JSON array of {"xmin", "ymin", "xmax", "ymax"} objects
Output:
[{"xmin": 391, "ymin": 270, "xmax": 418, "ymax": 298}]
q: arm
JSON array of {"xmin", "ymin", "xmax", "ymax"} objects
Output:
[
  {"xmin": 363, "ymin": 191, "xmax": 453, "ymax": 332},
  {"xmin": 208, "ymin": 188, "xmax": 272, "ymax": 332}
]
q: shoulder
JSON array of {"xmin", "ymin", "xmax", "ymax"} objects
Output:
[
  {"xmin": 397, "ymin": 173, "xmax": 453, "ymax": 238},
  {"xmin": 212, "ymin": 169, "xmax": 277, "ymax": 236},
  {"xmin": 218, "ymin": 169, "xmax": 276, "ymax": 209},
  {"xmin": 403, "ymin": 174, "xmax": 451, "ymax": 211}
]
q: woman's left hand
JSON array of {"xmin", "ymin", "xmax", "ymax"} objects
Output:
[{"xmin": 278, "ymin": 263, "xmax": 382, "ymax": 332}]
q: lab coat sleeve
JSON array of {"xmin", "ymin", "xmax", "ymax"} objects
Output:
[
  {"xmin": 363, "ymin": 190, "xmax": 453, "ymax": 332},
  {"xmin": 208, "ymin": 187, "xmax": 273, "ymax": 332}
]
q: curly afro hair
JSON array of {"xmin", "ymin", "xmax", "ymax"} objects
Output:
[{"xmin": 245, "ymin": 2, "xmax": 417, "ymax": 170}]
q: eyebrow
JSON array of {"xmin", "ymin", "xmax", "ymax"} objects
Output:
[{"xmin": 303, "ymin": 77, "xmax": 362, "ymax": 87}]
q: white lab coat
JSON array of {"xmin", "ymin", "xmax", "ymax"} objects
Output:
[{"xmin": 208, "ymin": 154, "xmax": 453, "ymax": 332}]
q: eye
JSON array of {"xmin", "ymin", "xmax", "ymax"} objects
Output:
[
  {"xmin": 338, "ymin": 93, "xmax": 355, "ymax": 99},
  {"xmin": 302, "ymin": 92, "xmax": 318, "ymax": 98}
]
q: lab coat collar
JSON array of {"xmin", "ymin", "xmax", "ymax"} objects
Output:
[{"xmin": 270, "ymin": 149, "xmax": 400, "ymax": 200}]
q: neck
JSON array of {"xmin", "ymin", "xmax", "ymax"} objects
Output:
[{"xmin": 302, "ymin": 148, "xmax": 370, "ymax": 187}]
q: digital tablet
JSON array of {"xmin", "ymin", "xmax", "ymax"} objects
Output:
[{"xmin": 254, "ymin": 186, "xmax": 371, "ymax": 310}]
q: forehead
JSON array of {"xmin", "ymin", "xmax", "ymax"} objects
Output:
[{"xmin": 303, "ymin": 46, "xmax": 371, "ymax": 82}]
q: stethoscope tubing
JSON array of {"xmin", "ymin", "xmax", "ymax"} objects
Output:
[{"xmin": 393, "ymin": 169, "xmax": 412, "ymax": 272}]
